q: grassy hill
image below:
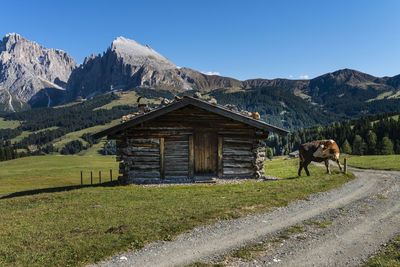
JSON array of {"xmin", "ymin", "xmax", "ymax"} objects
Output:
[
  {"xmin": 0, "ymin": 118, "xmax": 20, "ymax": 129},
  {"xmin": 0, "ymin": 88, "xmax": 177, "ymax": 157},
  {"xmin": 1, "ymin": 86, "xmax": 400, "ymax": 158},
  {"xmin": 210, "ymin": 87, "xmax": 341, "ymax": 130},
  {"xmin": 0, "ymin": 92, "xmax": 138, "ymax": 155}
]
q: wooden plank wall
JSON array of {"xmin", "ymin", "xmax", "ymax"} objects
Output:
[
  {"xmin": 117, "ymin": 138, "xmax": 161, "ymax": 184},
  {"xmin": 113, "ymin": 106, "xmax": 268, "ymax": 183},
  {"xmin": 222, "ymin": 137, "xmax": 255, "ymax": 178},
  {"xmin": 164, "ymin": 136, "xmax": 189, "ymax": 182}
]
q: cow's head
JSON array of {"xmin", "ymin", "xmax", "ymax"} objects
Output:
[
  {"xmin": 313, "ymin": 140, "xmax": 333, "ymax": 158},
  {"xmin": 322, "ymin": 140, "xmax": 335, "ymax": 152}
]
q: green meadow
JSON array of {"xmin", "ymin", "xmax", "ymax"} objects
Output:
[
  {"xmin": 0, "ymin": 155, "xmax": 119, "ymax": 197},
  {"xmin": 0, "ymin": 155, "xmax": 353, "ymax": 266},
  {"xmin": 345, "ymin": 155, "xmax": 400, "ymax": 171}
]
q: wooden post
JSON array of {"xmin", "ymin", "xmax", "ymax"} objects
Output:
[
  {"xmin": 188, "ymin": 135, "xmax": 194, "ymax": 179},
  {"xmin": 110, "ymin": 169, "xmax": 112, "ymax": 182},
  {"xmin": 160, "ymin": 137, "xmax": 165, "ymax": 180},
  {"xmin": 99, "ymin": 171, "xmax": 101, "ymax": 183},
  {"xmin": 91, "ymin": 171, "xmax": 93, "ymax": 185},
  {"xmin": 81, "ymin": 171, "xmax": 83, "ymax": 185},
  {"xmin": 344, "ymin": 158, "xmax": 347, "ymax": 174},
  {"xmin": 217, "ymin": 136, "xmax": 223, "ymax": 178}
]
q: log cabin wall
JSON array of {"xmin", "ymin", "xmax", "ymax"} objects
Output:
[
  {"xmin": 117, "ymin": 138, "xmax": 161, "ymax": 184},
  {"xmin": 253, "ymin": 139, "xmax": 267, "ymax": 178},
  {"xmin": 222, "ymin": 137, "xmax": 254, "ymax": 178},
  {"xmin": 113, "ymin": 105, "xmax": 268, "ymax": 184}
]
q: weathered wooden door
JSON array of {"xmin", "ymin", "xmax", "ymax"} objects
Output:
[{"xmin": 194, "ymin": 131, "xmax": 218, "ymax": 175}]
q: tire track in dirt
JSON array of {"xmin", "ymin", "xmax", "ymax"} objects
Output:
[{"xmin": 255, "ymin": 169, "xmax": 400, "ymax": 267}]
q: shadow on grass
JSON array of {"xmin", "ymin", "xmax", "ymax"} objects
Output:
[
  {"xmin": 264, "ymin": 176, "xmax": 299, "ymax": 181},
  {"xmin": 0, "ymin": 181, "xmax": 120, "ymax": 200},
  {"xmin": 281, "ymin": 176, "xmax": 300, "ymax": 180}
]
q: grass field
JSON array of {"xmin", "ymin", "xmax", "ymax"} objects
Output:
[
  {"xmin": 0, "ymin": 117, "xmax": 21, "ymax": 129},
  {"xmin": 1, "ymin": 91, "xmax": 159, "ymax": 156},
  {"xmin": 366, "ymin": 91, "xmax": 394, "ymax": 102},
  {"xmin": 371, "ymin": 114, "xmax": 399, "ymax": 125},
  {"xmin": 10, "ymin": 126, "xmax": 59, "ymax": 144},
  {"xmin": 346, "ymin": 155, "xmax": 400, "ymax": 171},
  {"xmin": 8, "ymin": 118, "xmax": 119, "ymax": 152},
  {"xmin": 93, "ymin": 90, "xmax": 162, "ymax": 111},
  {"xmin": 0, "ymin": 156, "xmax": 354, "ymax": 266},
  {"xmin": 93, "ymin": 91, "xmax": 139, "ymax": 110},
  {"xmin": 52, "ymin": 119, "xmax": 120, "ymax": 150},
  {"xmin": 80, "ymin": 140, "xmax": 107, "ymax": 157},
  {"xmin": 0, "ymin": 155, "xmax": 119, "ymax": 197}
]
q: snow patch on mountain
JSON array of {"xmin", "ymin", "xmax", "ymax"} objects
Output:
[
  {"xmin": 6, "ymin": 90, "xmax": 15, "ymax": 112},
  {"xmin": 37, "ymin": 76, "xmax": 64, "ymax": 90},
  {"xmin": 44, "ymin": 89, "xmax": 51, "ymax": 107}
]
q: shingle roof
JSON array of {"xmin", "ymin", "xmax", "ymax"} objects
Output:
[{"xmin": 92, "ymin": 95, "xmax": 289, "ymax": 138}]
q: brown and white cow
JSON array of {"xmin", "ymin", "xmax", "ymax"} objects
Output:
[{"xmin": 298, "ymin": 139, "xmax": 342, "ymax": 176}]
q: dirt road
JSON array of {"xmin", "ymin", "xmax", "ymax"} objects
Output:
[{"xmin": 92, "ymin": 168, "xmax": 400, "ymax": 267}]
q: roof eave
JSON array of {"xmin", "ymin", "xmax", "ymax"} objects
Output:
[{"xmin": 92, "ymin": 96, "xmax": 289, "ymax": 139}]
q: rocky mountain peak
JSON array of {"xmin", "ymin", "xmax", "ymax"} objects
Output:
[
  {"xmin": 1, "ymin": 33, "xmax": 23, "ymax": 48},
  {"xmin": 109, "ymin": 36, "xmax": 176, "ymax": 70},
  {"xmin": 1, "ymin": 33, "xmax": 28, "ymax": 55},
  {"xmin": 65, "ymin": 36, "xmax": 246, "ymax": 101},
  {"xmin": 0, "ymin": 33, "xmax": 77, "ymax": 111},
  {"xmin": 2, "ymin": 34, "xmax": 400, "ymax": 115}
]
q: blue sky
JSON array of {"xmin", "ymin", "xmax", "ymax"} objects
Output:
[{"xmin": 1, "ymin": 0, "xmax": 399, "ymax": 80}]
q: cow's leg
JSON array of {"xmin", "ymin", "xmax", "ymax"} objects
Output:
[
  {"xmin": 298, "ymin": 161, "xmax": 304, "ymax": 176},
  {"xmin": 336, "ymin": 158, "xmax": 343, "ymax": 171},
  {"xmin": 325, "ymin": 159, "xmax": 330, "ymax": 174},
  {"xmin": 304, "ymin": 161, "xmax": 311, "ymax": 176}
]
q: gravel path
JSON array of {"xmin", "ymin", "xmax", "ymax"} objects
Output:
[{"xmin": 91, "ymin": 168, "xmax": 400, "ymax": 267}]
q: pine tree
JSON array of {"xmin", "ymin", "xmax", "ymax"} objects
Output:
[
  {"xmin": 100, "ymin": 140, "xmax": 116, "ymax": 155},
  {"xmin": 365, "ymin": 130, "xmax": 377, "ymax": 155},
  {"xmin": 4, "ymin": 147, "xmax": 12, "ymax": 160},
  {"xmin": 0, "ymin": 148, "xmax": 5, "ymax": 161},
  {"xmin": 352, "ymin": 135, "xmax": 366, "ymax": 155},
  {"xmin": 341, "ymin": 139, "xmax": 352, "ymax": 155},
  {"xmin": 380, "ymin": 136, "xmax": 394, "ymax": 155},
  {"xmin": 395, "ymin": 140, "xmax": 400, "ymax": 155},
  {"xmin": 266, "ymin": 147, "xmax": 274, "ymax": 159}
]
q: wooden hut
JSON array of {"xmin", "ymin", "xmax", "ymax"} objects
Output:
[{"xmin": 93, "ymin": 96, "xmax": 288, "ymax": 184}]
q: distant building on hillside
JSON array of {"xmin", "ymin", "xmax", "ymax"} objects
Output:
[
  {"xmin": 289, "ymin": 150, "xmax": 299, "ymax": 158},
  {"xmin": 93, "ymin": 95, "xmax": 288, "ymax": 184}
]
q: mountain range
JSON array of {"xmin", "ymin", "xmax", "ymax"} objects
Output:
[
  {"xmin": 0, "ymin": 33, "xmax": 76, "ymax": 112},
  {"xmin": 1, "ymin": 33, "xmax": 400, "ymax": 126}
]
